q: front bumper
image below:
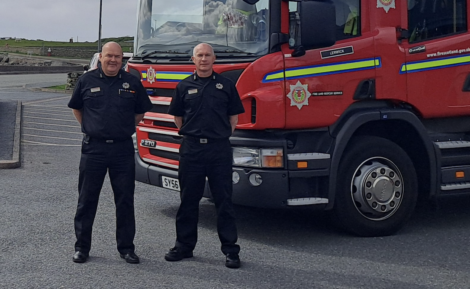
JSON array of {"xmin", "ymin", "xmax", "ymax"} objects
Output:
[
  {"xmin": 135, "ymin": 151, "xmax": 178, "ymax": 186},
  {"xmin": 135, "ymin": 151, "xmax": 289, "ymax": 207},
  {"xmin": 136, "ymin": 151, "xmax": 331, "ymax": 208}
]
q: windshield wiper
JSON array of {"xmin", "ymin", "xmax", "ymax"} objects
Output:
[
  {"xmin": 214, "ymin": 49, "xmax": 251, "ymax": 54},
  {"xmin": 211, "ymin": 44, "xmax": 255, "ymax": 56},
  {"xmin": 213, "ymin": 50, "xmax": 255, "ymax": 57},
  {"xmin": 141, "ymin": 50, "xmax": 190, "ymax": 59}
]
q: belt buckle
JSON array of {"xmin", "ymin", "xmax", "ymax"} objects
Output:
[
  {"xmin": 200, "ymin": 138, "xmax": 208, "ymax": 144},
  {"xmin": 106, "ymin": 140, "xmax": 114, "ymax": 143}
]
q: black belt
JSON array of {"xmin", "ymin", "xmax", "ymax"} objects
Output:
[
  {"xmin": 83, "ymin": 134, "xmax": 130, "ymax": 144},
  {"xmin": 183, "ymin": 135, "xmax": 228, "ymax": 144}
]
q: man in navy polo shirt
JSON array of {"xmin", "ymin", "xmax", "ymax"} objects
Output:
[
  {"xmin": 166, "ymin": 43, "xmax": 245, "ymax": 269},
  {"xmin": 68, "ymin": 42, "xmax": 152, "ymax": 264}
]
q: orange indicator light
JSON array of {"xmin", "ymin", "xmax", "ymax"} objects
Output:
[{"xmin": 297, "ymin": 161, "xmax": 308, "ymax": 169}]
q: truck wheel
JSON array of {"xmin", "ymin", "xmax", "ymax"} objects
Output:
[{"xmin": 333, "ymin": 136, "xmax": 418, "ymax": 237}]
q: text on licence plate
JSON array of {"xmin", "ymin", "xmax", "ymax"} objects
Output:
[
  {"xmin": 162, "ymin": 176, "xmax": 180, "ymax": 191},
  {"xmin": 141, "ymin": 139, "xmax": 156, "ymax": 148}
]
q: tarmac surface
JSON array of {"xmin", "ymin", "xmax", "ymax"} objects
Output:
[
  {"xmin": 2, "ymin": 75, "xmax": 470, "ymax": 289},
  {"xmin": 0, "ymin": 53, "xmax": 85, "ymax": 168},
  {"xmin": 0, "ymin": 72, "xmax": 67, "ymax": 168},
  {"xmin": 0, "ymin": 53, "xmax": 86, "ymax": 168}
]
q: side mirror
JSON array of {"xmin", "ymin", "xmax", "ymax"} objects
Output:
[
  {"xmin": 299, "ymin": 1, "xmax": 336, "ymax": 50},
  {"xmin": 243, "ymin": 0, "xmax": 259, "ymax": 4}
]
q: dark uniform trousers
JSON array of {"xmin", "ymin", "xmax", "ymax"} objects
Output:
[
  {"xmin": 74, "ymin": 138, "xmax": 136, "ymax": 255},
  {"xmin": 176, "ymin": 137, "xmax": 240, "ymax": 255}
]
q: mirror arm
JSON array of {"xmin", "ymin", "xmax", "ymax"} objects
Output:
[{"xmin": 270, "ymin": 33, "xmax": 290, "ymax": 51}]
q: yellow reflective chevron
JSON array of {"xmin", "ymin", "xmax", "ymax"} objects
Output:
[
  {"xmin": 264, "ymin": 71, "xmax": 285, "ymax": 82},
  {"xmin": 156, "ymin": 72, "xmax": 192, "ymax": 82},
  {"xmin": 263, "ymin": 58, "xmax": 381, "ymax": 83},
  {"xmin": 400, "ymin": 54, "xmax": 470, "ymax": 74}
]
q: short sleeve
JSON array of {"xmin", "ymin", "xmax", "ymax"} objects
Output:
[
  {"xmin": 67, "ymin": 79, "xmax": 83, "ymax": 110},
  {"xmin": 227, "ymin": 82, "xmax": 245, "ymax": 116},
  {"xmin": 134, "ymin": 80, "xmax": 153, "ymax": 114},
  {"xmin": 168, "ymin": 83, "xmax": 185, "ymax": 116}
]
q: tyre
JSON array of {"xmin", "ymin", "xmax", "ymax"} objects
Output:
[{"xmin": 333, "ymin": 136, "xmax": 418, "ymax": 236}]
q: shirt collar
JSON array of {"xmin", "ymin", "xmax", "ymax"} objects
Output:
[
  {"xmin": 98, "ymin": 65, "xmax": 121, "ymax": 79},
  {"xmin": 193, "ymin": 71, "xmax": 217, "ymax": 81}
]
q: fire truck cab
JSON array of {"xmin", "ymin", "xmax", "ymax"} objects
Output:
[{"xmin": 129, "ymin": 0, "xmax": 470, "ymax": 236}]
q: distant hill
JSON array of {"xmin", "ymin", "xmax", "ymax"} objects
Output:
[
  {"xmin": 0, "ymin": 37, "xmax": 134, "ymax": 48},
  {"xmin": 101, "ymin": 36, "xmax": 134, "ymax": 43}
]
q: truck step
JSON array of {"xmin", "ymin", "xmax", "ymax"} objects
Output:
[
  {"xmin": 441, "ymin": 182, "xmax": 470, "ymax": 191},
  {"xmin": 287, "ymin": 197, "xmax": 328, "ymax": 206},
  {"xmin": 435, "ymin": 141, "xmax": 470, "ymax": 149}
]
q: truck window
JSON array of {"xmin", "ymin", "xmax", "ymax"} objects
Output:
[
  {"xmin": 288, "ymin": 0, "xmax": 360, "ymax": 47},
  {"xmin": 333, "ymin": 0, "xmax": 360, "ymax": 40},
  {"xmin": 408, "ymin": 0, "xmax": 467, "ymax": 42},
  {"xmin": 135, "ymin": 0, "xmax": 269, "ymax": 56}
]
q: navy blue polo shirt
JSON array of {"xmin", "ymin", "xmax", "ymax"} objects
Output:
[
  {"xmin": 168, "ymin": 72, "xmax": 245, "ymax": 139},
  {"xmin": 68, "ymin": 67, "xmax": 152, "ymax": 140}
]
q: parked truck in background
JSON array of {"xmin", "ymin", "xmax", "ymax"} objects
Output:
[{"xmin": 127, "ymin": 0, "xmax": 470, "ymax": 236}]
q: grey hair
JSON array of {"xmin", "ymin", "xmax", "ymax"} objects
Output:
[{"xmin": 192, "ymin": 43, "xmax": 214, "ymax": 57}]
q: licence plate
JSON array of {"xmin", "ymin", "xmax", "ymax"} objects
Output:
[
  {"xmin": 141, "ymin": 139, "xmax": 156, "ymax": 148},
  {"xmin": 162, "ymin": 176, "xmax": 180, "ymax": 191}
]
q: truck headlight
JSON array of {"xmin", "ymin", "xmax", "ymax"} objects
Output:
[
  {"xmin": 232, "ymin": 147, "xmax": 283, "ymax": 168},
  {"xmin": 232, "ymin": 147, "xmax": 260, "ymax": 167}
]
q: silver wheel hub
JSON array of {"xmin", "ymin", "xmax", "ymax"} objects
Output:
[{"xmin": 351, "ymin": 159, "xmax": 403, "ymax": 221}]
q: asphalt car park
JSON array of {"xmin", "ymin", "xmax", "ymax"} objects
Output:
[{"xmin": 1, "ymin": 74, "xmax": 470, "ymax": 289}]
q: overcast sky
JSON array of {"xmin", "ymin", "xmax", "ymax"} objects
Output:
[{"xmin": 0, "ymin": 0, "xmax": 137, "ymax": 42}]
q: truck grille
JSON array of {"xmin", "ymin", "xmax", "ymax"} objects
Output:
[
  {"xmin": 139, "ymin": 88, "xmax": 182, "ymax": 169},
  {"xmin": 148, "ymin": 132, "xmax": 181, "ymax": 144},
  {"xmin": 149, "ymin": 105, "xmax": 170, "ymax": 114},
  {"xmin": 149, "ymin": 149, "xmax": 180, "ymax": 161},
  {"xmin": 153, "ymin": 120, "xmax": 177, "ymax": 129}
]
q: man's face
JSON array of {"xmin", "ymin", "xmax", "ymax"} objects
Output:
[
  {"xmin": 99, "ymin": 44, "xmax": 123, "ymax": 76},
  {"xmin": 192, "ymin": 44, "xmax": 215, "ymax": 76}
]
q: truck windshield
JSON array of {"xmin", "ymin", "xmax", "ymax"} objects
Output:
[{"xmin": 135, "ymin": 0, "xmax": 270, "ymax": 58}]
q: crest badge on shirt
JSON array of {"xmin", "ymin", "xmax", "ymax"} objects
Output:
[
  {"xmin": 216, "ymin": 83, "xmax": 223, "ymax": 89},
  {"xmin": 123, "ymin": 82, "xmax": 130, "ymax": 89}
]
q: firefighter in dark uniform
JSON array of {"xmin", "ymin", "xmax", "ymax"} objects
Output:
[
  {"xmin": 68, "ymin": 42, "xmax": 152, "ymax": 264},
  {"xmin": 166, "ymin": 43, "xmax": 245, "ymax": 269}
]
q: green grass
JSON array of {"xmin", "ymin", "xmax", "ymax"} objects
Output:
[
  {"xmin": 47, "ymin": 84, "xmax": 67, "ymax": 90},
  {"xmin": 1, "ymin": 39, "xmax": 95, "ymax": 48},
  {"xmin": 0, "ymin": 37, "xmax": 133, "ymax": 49}
]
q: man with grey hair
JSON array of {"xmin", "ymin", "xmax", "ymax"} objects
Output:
[{"xmin": 166, "ymin": 43, "xmax": 245, "ymax": 268}]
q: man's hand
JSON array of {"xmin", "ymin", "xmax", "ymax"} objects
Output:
[
  {"xmin": 135, "ymin": 113, "xmax": 145, "ymax": 125},
  {"xmin": 174, "ymin": 116, "xmax": 183, "ymax": 129},
  {"xmin": 229, "ymin": 115, "xmax": 238, "ymax": 133}
]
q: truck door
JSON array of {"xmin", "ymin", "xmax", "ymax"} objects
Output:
[
  {"xmin": 281, "ymin": 0, "xmax": 376, "ymax": 129},
  {"xmin": 403, "ymin": 0, "xmax": 470, "ymax": 118}
]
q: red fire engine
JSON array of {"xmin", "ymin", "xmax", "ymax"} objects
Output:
[{"xmin": 128, "ymin": 0, "xmax": 470, "ymax": 236}]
